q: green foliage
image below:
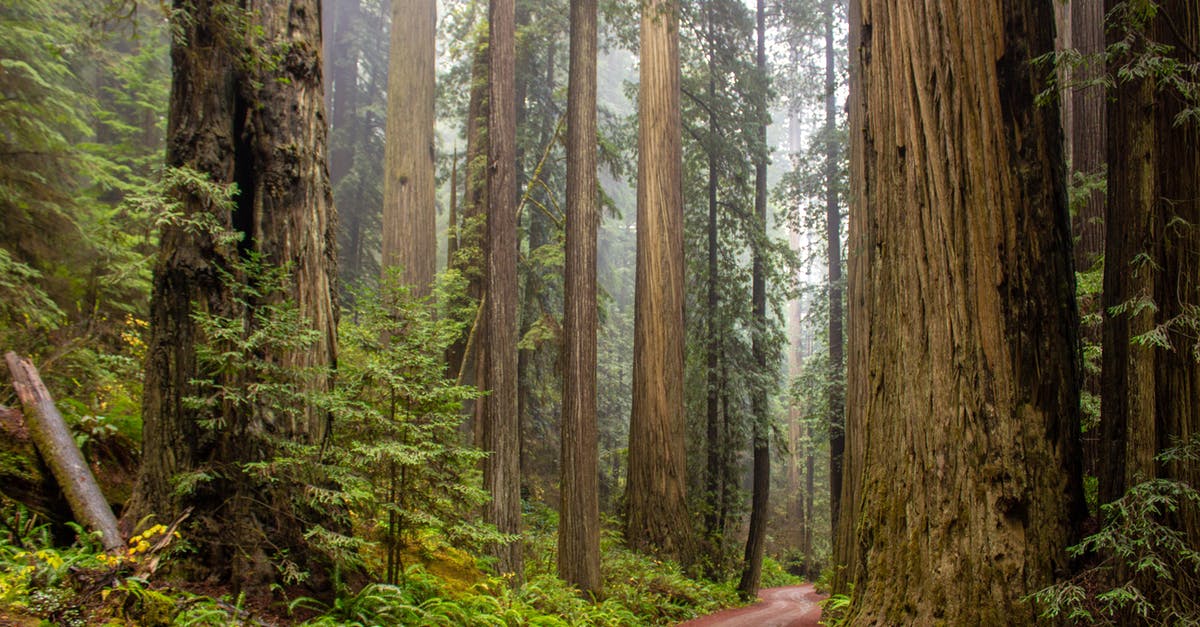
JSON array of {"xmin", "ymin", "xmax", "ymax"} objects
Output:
[
  {"xmin": 819, "ymin": 592, "xmax": 852, "ymax": 627},
  {"xmin": 177, "ymin": 252, "xmax": 367, "ymax": 583},
  {"xmin": 1036, "ymin": 1, "xmax": 1199, "ymax": 126},
  {"xmin": 332, "ymin": 271, "xmax": 500, "ymax": 582},
  {"xmin": 0, "ymin": 0, "xmax": 166, "ymax": 458},
  {"xmin": 759, "ymin": 555, "xmax": 806, "ymax": 588},
  {"xmin": 1107, "ymin": 1, "xmax": 1200, "ymax": 127},
  {"xmin": 1030, "ymin": 436, "xmax": 1200, "ymax": 625}
]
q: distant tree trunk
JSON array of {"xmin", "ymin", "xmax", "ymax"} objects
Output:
[
  {"xmin": 803, "ymin": 434, "xmax": 815, "ymax": 571},
  {"xmin": 1100, "ymin": 0, "xmax": 1199, "ymax": 536},
  {"xmin": 329, "ymin": 0, "xmax": 362, "ymax": 289},
  {"xmin": 703, "ymin": 16, "xmax": 722, "ymax": 548},
  {"xmin": 448, "ymin": 148, "xmax": 459, "ymax": 266},
  {"xmin": 625, "ymin": 0, "xmax": 691, "ymax": 563},
  {"xmin": 328, "ymin": 0, "xmax": 358, "ymax": 194},
  {"xmin": 484, "ymin": 0, "xmax": 523, "ymax": 585},
  {"xmin": 382, "ymin": 0, "xmax": 436, "ymax": 293},
  {"xmin": 447, "ymin": 30, "xmax": 490, "ymax": 381},
  {"xmin": 838, "ymin": 2, "xmax": 1086, "ymax": 621},
  {"xmin": 1070, "ymin": 0, "xmax": 1105, "ymax": 269},
  {"xmin": 128, "ymin": 0, "xmax": 338, "ymax": 593},
  {"xmin": 1071, "ymin": 0, "xmax": 1106, "ymax": 486},
  {"xmin": 558, "ymin": 0, "xmax": 601, "ymax": 595},
  {"xmin": 824, "ymin": 0, "xmax": 845, "ymax": 542},
  {"xmin": 737, "ymin": 0, "xmax": 770, "ymax": 600}
]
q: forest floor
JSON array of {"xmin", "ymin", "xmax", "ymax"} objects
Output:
[{"xmin": 677, "ymin": 585, "xmax": 825, "ymax": 627}]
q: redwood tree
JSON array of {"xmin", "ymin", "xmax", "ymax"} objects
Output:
[
  {"xmin": 737, "ymin": 0, "xmax": 770, "ymax": 599},
  {"xmin": 381, "ymin": 0, "xmax": 436, "ymax": 293},
  {"xmin": 483, "ymin": 0, "xmax": 523, "ymax": 584},
  {"xmin": 836, "ymin": 1, "xmax": 1086, "ymax": 621},
  {"xmin": 558, "ymin": 0, "xmax": 601, "ymax": 595},
  {"xmin": 127, "ymin": 0, "xmax": 338, "ymax": 591},
  {"xmin": 1100, "ymin": 0, "xmax": 1199, "ymax": 542},
  {"xmin": 625, "ymin": 0, "xmax": 692, "ymax": 562}
]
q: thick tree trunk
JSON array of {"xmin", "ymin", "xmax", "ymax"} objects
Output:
[
  {"xmin": 737, "ymin": 0, "xmax": 770, "ymax": 599},
  {"xmin": 839, "ymin": 2, "xmax": 1086, "ymax": 622},
  {"xmin": 557, "ymin": 0, "xmax": 601, "ymax": 595},
  {"xmin": 128, "ymin": 0, "xmax": 338, "ymax": 592},
  {"xmin": 5, "ymin": 354, "xmax": 122, "ymax": 551},
  {"xmin": 625, "ymin": 0, "xmax": 691, "ymax": 563},
  {"xmin": 1100, "ymin": 0, "xmax": 1200, "ymax": 542},
  {"xmin": 382, "ymin": 0, "xmax": 437, "ymax": 294},
  {"xmin": 484, "ymin": 0, "xmax": 523, "ymax": 584}
]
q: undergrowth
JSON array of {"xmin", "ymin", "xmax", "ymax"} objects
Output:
[{"xmin": 0, "ymin": 502, "xmax": 744, "ymax": 626}]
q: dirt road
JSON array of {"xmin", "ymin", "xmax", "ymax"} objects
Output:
[{"xmin": 677, "ymin": 585, "xmax": 825, "ymax": 627}]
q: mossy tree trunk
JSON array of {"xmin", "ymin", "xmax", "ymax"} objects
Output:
[
  {"xmin": 837, "ymin": 1, "xmax": 1086, "ymax": 622},
  {"xmin": 127, "ymin": 0, "xmax": 338, "ymax": 593}
]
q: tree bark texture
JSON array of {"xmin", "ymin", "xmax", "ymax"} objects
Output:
[
  {"xmin": 5, "ymin": 353, "xmax": 123, "ymax": 551},
  {"xmin": 484, "ymin": 0, "xmax": 523, "ymax": 584},
  {"xmin": 1100, "ymin": 0, "xmax": 1199, "ymax": 537},
  {"xmin": 737, "ymin": 0, "xmax": 770, "ymax": 600},
  {"xmin": 128, "ymin": 0, "xmax": 338, "ymax": 590},
  {"xmin": 625, "ymin": 0, "xmax": 692, "ymax": 563},
  {"xmin": 382, "ymin": 0, "xmax": 437, "ymax": 294},
  {"xmin": 557, "ymin": 0, "xmax": 601, "ymax": 596},
  {"xmin": 839, "ymin": 2, "xmax": 1086, "ymax": 622}
]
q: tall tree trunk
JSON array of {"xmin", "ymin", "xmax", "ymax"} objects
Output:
[
  {"xmin": 737, "ymin": 0, "xmax": 770, "ymax": 600},
  {"xmin": 128, "ymin": 0, "xmax": 338, "ymax": 592},
  {"xmin": 447, "ymin": 30, "xmax": 490, "ymax": 381},
  {"xmin": 703, "ymin": 16, "xmax": 722, "ymax": 547},
  {"xmin": 838, "ymin": 2, "xmax": 1086, "ymax": 621},
  {"xmin": 833, "ymin": 0, "xmax": 864, "ymax": 592},
  {"xmin": 1070, "ymin": 0, "xmax": 1105, "ymax": 269},
  {"xmin": 804, "ymin": 432, "xmax": 815, "ymax": 572},
  {"xmin": 484, "ymin": 0, "xmax": 523, "ymax": 585},
  {"xmin": 1100, "ymin": 0, "xmax": 1199, "ymax": 541},
  {"xmin": 328, "ymin": 0, "xmax": 358, "ymax": 190},
  {"xmin": 625, "ymin": 0, "xmax": 691, "ymax": 563},
  {"xmin": 448, "ymin": 148, "xmax": 459, "ymax": 266},
  {"xmin": 824, "ymin": 0, "xmax": 845, "ymax": 543},
  {"xmin": 330, "ymin": 0, "xmax": 362, "ymax": 290},
  {"xmin": 382, "ymin": 0, "xmax": 437, "ymax": 294},
  {"xmin": 1071, "ymin": 0, "xmax": 1106, "ymax": 486},
  {"xmin": 558, "ymin": 0, "xmax": 601, "ymax": 595}
]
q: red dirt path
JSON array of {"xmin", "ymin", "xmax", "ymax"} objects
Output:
[{"xmin": 677, "ymin": 585, "xmax": 825, "ymax": 627}]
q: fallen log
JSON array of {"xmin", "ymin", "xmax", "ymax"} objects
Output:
[{"xmin": 4, "ymin": 352, "xmax": 123, "ymax": 551}]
